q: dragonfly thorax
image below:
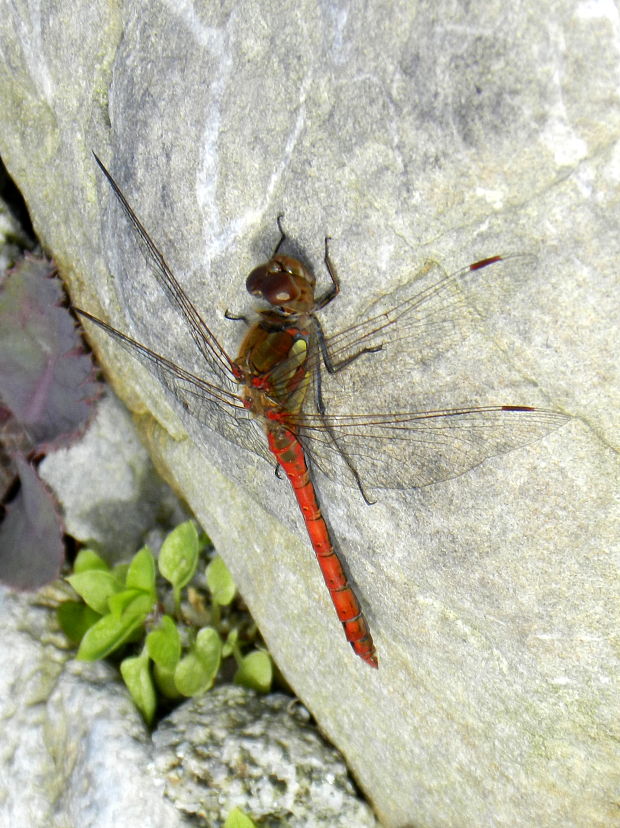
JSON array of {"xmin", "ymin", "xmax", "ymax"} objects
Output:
[{"xmin": 246, "ymin": 254, "xmax": 316, "ymax": 314}]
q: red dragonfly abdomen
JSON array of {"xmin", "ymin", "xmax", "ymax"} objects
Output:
[{"xmin": 267, "ymin": 427, "xmax": 378, "ymax": 668}]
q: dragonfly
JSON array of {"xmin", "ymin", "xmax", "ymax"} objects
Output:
[{"xmin": 75, "ymin": 154, "xmax": 569, "ymax": 669}]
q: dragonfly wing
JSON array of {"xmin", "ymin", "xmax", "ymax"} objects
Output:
[
  {"xmin": 94, "ymin": 154, "xmax": 237, "ymax": 389},
  {"xmin": 75, "ymin": 309, "xmax": 274, "ymax": 466},
  {"xmin": 304, "ymin": 254, "xmax": 536, "ymax": 376},
  {"xmin": 299, "ymin": 406, "xmax": 569, "ymax": 490}
]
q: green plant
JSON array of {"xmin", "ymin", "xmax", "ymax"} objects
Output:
[
  {"xmin": 58, "ymin": 520, "xmax": 272, "ymax": 723},
  {"xmin": 224, "ymin": 808, "xmax": 258, "ymax": 828}
]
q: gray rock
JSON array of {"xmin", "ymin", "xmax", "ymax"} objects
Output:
[
  {"xmin": 40, "ymin": 390, "xmax": 188, "ymax": 563},
  {"xmin": 0, "ymin": 1, "xmax": 617, "ymax": 825},
  {"xmin": 0, "ymin": 191, "xmax": 30, "ymax": 274},
  {"xmin": 152, "ymin": 686, "xmax": 377, "ymax": 827},
  {"xmin": 0, "ymin": 586, "xmax": 373, "ymax": 827},
  {"xmin": 0, "ymin": 585, "xmax": 187, "ymax": 828}
]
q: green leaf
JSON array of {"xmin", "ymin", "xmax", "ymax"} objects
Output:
[
  {"xmin": 73, "ymin": 548, "xmax": 109, "ymax": 573},
  {"xmin": 174, "ymin": 651, "xmax": 211, "ymax": 697},
  {"xmin": 120, "ymin": 652, "xmax": 156, "ymax": 725},
  {"xmin": 224, "ymin": 807, "xmax": 258, "ymax": 828},
  {"xmin": 57, "ymin": 600, "xmax": 100, "ymax": 643},
  {"xmin": 76, "ymin": 611, "xmax": 145, "ymax": 661},
  {"xmin": 112, "ymin": 562, "xmax": 129, "ymax": 583},
  {"xmin": 146, "ymin": 615, "xmax": 181, "ymax": 670},
  {"xmin": 195, "ymin": 627, "xmax": 222, "ymax": 664},
  {"xmin": 66, "ymin": 570, "xmax": 123, "ymax": 614},
  {"xmin": 206, "ymin": 556, "xmax": 236, "ymax": 606},
  {"xmin": 234, "ymin": 650, "xmax": 272, "ymax": 693},
  {"xmin": 126, "ymin": 546, "xmax": 156, "ymax": 597},
  {"xmin": 174, "ymin": 628, "xmax": 222, "ymax": 696},
  {"xmin": 153, "ymin": 662, "xmax": 182, "ymax": 699},
  {"xmin": 222, "ymin": 627, "xmax": 239, "ymax": 658},
  {"xmin": 107, "ymin": 588, "xmax": 153, "ymax": 620},
  {"xmin": 158, "ymin": 521, "xmax": 199, "ymax": 590}
]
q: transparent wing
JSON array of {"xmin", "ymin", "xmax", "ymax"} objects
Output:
[
  {"xmin": 93, "ymin": 153, "xmax": 238, "ymax": 390},
  {"xmin": 75, "ymin": 308, "xmax": 274, "ymax": 466},
  {"xmin": 88, "ymin": 160, "xmax": 566, "ymax": 493},
  {"xmin": 297, "ymin": 406, "xmax": 569, "ymax": 490},
  {"xmin": 276, "ymin": 253, "xmax": 536, "ymax": 388}
]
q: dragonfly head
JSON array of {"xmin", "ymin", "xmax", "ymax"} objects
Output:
[{"xmin": 246, "ymin": 255, "xmax": 315, "ymax": 314}]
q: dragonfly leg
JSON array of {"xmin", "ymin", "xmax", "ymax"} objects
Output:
[
  {"xmin": 310, "ymin": 318, "xmax": 381, "ymax": 419},
  {"xmin": 341, "ymin": 455, "xmax": 375, "ymax": 505},
  {"xmin": 307, "ymin": 358, "xmax": 375, "ymax": 504},
  {"xmin": 272, "ymin": 214, "xmax": 287, "ymax": 256},
  {"xmin": 314, "ymin": 235, "xmax": 340, "ymax": 309},
  {"xmin": 349, "ymin": 464, "xmax": 375, "ymax": 505},
  {"xmin": 224, "ymin": 309, "xmax": 250, "ymax": 324},
  {"xmin": 312, "ymin": 315, "xmax": 383, "ymax": 376},
  {"xmin": 312, "ymin": 415, "xmax": 376, "ymax": 505},
  {"xmin": 313, "ymin": 243, "xmax": 384, "ymax": 371},
  {"xmin": 312, "ymin": 352, "xmax": 327, "ymax": 415},
  {"xmin": 308, "ymin": 356, "xmax": 377, "ymax": 504}
]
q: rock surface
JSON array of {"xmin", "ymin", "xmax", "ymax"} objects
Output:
[
  {"xmin": 0, "ymin": 585, "xmax": 187, "ymax": 828},
  {"xmin": 40, "ymin": 391, "xmax": 188, "ymax": 563},
  {"xmin": 153, "ymin": 686, "xmax": 377, "ymax": 827},
  {"xmin": 0, "ymin": 1, "xmax": 618, "ymax": 825},
  {"xmin": 0, "ymin": 586, "xmax": 373, "ymax": 827}
]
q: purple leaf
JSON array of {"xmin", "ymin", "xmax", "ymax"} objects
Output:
[
  {"xmin": 0, "ymin": 454, "xmax": 64, "ymax": 589},
  {"xmin": 0, "ymin": 256, "xmax": 99, "ymax": 450}
]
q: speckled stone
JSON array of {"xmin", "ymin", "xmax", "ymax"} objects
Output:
[{"xmin": 152, "ymin": 686, "xmax": 377, "ymax": 827}]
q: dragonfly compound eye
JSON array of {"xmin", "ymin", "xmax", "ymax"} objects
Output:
[
  {"xmin": 246, "ymin": 255, "xmax": 316, "ymax": 311},
  {"xmin": 278, "ymin": 255, "xmax": 316, "ymax": 289},
  {"xmin": 246, "ymin": 265, "xmax": 299, "ymax": 305}
]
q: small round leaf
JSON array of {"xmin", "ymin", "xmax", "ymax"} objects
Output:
[
  {"xmin": 73, "ymin": 548, "xmax": 109, "ymax": 573},
  {"xmin": 224, "ymin": 808, "xmax": 258, "ymax": 828},
  {"xmin": 57, "ymin": 601, "xmax": 100, "ymax": 643},
  {"xmin": 174, "ymin": 651, "xmax": 212, "ymax": 697},
  {"xmin": 66, "ymin": 570, "xmax": 123, "ymax": 615},
  {"xmin": 125, "ymin": 546, "xmax": 156, "ymax": 597},
  {"xmin": 120, "ymin": 653, "xmax": 156, "ymax": 725},
  {"xmin": 158, "ymin": 521, "xmax": 199, "ymax": 590},
  {"xmin": 153, "ymin": 662, "xmax": 182, "ymax": 699},
  {"xmin": 175, "ymin": 629, "xmax": 222, "ymax": 697},
  {"xmin": 234, "ymin": 650, "xmax": 272, "ymax": 693},
  {"xmin": 146, "ymin": 615, "xmax": 181, "ymax": 671},
  {"xmin": 76, "ymin": 611, "xmax": 144, "ymax": 661},
  {"xmin": 206, "ymin": 556, "xmax": 236, "ymax": 606},
  {"xmin": 222, "ymin": 628, "xmax": 239, "ymax": 658},
  {"xmin": 107, "ymin": 588, "xmax": 153, "ymax": 619}
]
